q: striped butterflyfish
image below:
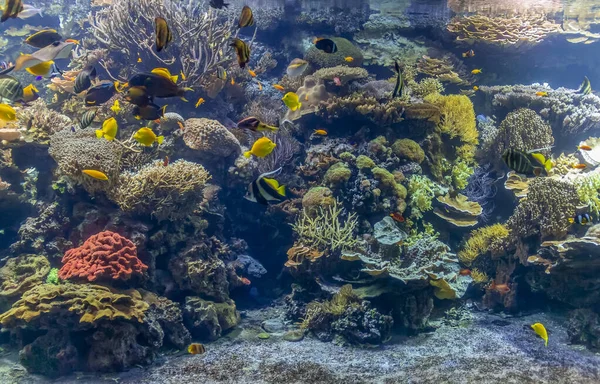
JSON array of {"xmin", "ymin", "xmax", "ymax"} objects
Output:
[
  {"xmin": 392, "ymin": 60, "xmax": 404, "ymax": 98},
  {"xmin": 578, "ymin": 76, "xmax": 592, "ymax": 96},
  {"xmin": 230, "ymin": 38, "xmax": 250, "ymax": 68},
  {"xmin": 502, "ymin": 148, "xmax": 552, "ymax": 177},
  {"xmin": 245, "ymin": 168, "xmax": 286, "ymax": 205},
  {"xmin": 154, "ymin": 17, "xmax": 172, "ymax": 52},
  {"xmin": 1, "ymin": 0, "xmax": 23, "ymax": 22}
]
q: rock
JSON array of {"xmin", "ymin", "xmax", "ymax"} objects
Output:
[
  {"xmin": 283, "ymin": 330, "xmax": 305, "ymax": 342},
  {"xmin": 183, "ymin": 297, "xmax": 240, "ymax": 341},
  {"xmin": 373, "ymin": 216, "xmax": 407, "ymax": 260},
  {"xmin": 19, "ymin": 330, "xmax": 78, "ymax": 378},
  {"xmin": 257, "ymin": 332, "xmax": 270, "ymax": 339},
  {"xmin": 235, "ymin": 254, "xmax": 267, "ymax": 279},
  {"xmin": 262, "ymin": 318, "xmax": 286, "ymax": 333}
]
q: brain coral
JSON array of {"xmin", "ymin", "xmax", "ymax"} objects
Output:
[
  {"xmin": 48, "ymin": 129, "xmax": 123, "ymax": 194},
  {"xmin": 183, "ymin": 118, "xmax": 241, "ymax": 158},
  {"xmin": 59, "ymin": 231, "xmax": 147, "ymax": 282},
  {"xmin": 304, "ymin": 37, "xmax": 363, "ymax": 68},
  {"xmin": 491, "ymin": 108, "xmax": 554, "ymax": 168},
  {"xmin": 0, "ymin": 283, "xmax": 148, "ymax": 328}
]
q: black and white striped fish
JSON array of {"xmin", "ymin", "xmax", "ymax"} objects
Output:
[
  {"xmin": 244, "ymin": 168, "xmax": 286, "ymax": 205},
  {"xmin": 78, "ymin": 109, "xmax": 97, "ymax": 130},
  {"xmin": 392, "ymin": 60, "xmax": 404, "ymax": 98},
  {"xmin": 578, "ymin": 76, "xmax": 592, "ymax": 96},
  {"xmin": 502, "ymin": 148, "xmax": 552, "ymax": 177}
]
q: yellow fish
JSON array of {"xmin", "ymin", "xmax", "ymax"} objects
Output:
[
  {"xmin": 244, "ymin": 136, "xmax": 276, "ymax": 158},
  {"xmin": 22, "ymin": 84, "xmax": 39, "ymax": 103},
  {"xmin": 137, "ymin": 57, "xmax": 142, "ymax": 63},
  {"xmin": 187, "ymin": 343, "xmax": 206, "ymax": 355},
  {"xmin": 273, "ymin": 84, "xmax": 284, "ymax": 92},
  {"xmin": 195, "ymin": 97, "xmax": 205, "ymax": 108},
  {"xmin": 282, "ymin": 92, "xmax": 302, "ymax": 111},
  {"xmin": 531, "ymin": 323, "xmax": 548, "ymax": 346},
  {"xmin": 231, "ymin": 77, "xmax": 235, "ymax": 85},
  {"xmin": 344, "ymin": 56, "xmax": 354, "ymax": 62},
  {"xmin": 536, "ymin": 91, "xmax": 548, "ymax": 97},
  {"xmin": 151, "ymin": 67, "xmax": 178, "ymax": 83},
  {"xmin": 110, "ymin": 99, "xmax": 121, "ymax": 114},
  {"xmin": 95, "ymin": 117, "xmax": 118, "ymax": 141},
  {"xmin": 257, "ymin": 81, "xmax": 262, "ymax": 91},
  {"xmin": 25, "ymin": 59, "xmax": 54, "ymax": 77},
  {"xmin": 313, "ymin": 129, "xmax": 327, "ymax": 136},
  {"xmin": 471, "ymin": 68, "xmax": 482, "ymax": 75},
  {"xmin": 473, "ymin": 86, "xmax": 479, "ymax": 91},
  {"xmin": 0, "ymin": 104, "xmax": 16, "ymax": 121},
  {"xmin": 82, "ymin": 169, "xmax": 108, "ymax": 181},
  {"xmin": 180, "ymin": 70, "xmax": 186, "ymax": 81},
  {"xmin": 248, "ymin": 69, "xmax": 257, "ymax": 77},
  {"xmin": 133, "ymin": 127, "xmax": 164, "ymax": 147}
]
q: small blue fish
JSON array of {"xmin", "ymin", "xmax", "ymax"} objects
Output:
[
  {"xmin": 476, "ymin": 114, "xmax": 492, "ymax": 124},
  {"xmin": 71, "ymin": 126, "xmax": 76, "ymax": 132},
  {"xmin": 35, "ymin": 75, "xmax": 43, "ymax": 81}
]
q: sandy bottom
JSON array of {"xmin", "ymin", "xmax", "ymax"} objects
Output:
[{"xmin": 2, "ymin": 304, "xmax": 600, "ymax": 384}]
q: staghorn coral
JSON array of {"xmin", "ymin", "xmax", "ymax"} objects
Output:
[
  {"xmin": 490, "ymin": 108, "xmax": 554, "ymax": 168},
  {"xmin": 183, "ymin": 118, "xmax": 241, "ymax": 158},
  {"xmin": 0, "ymin": 254, "xmax": 50, "ymax": 301},
  {"xmin": 447, "ymin": 14, "xmax": 562, "ymax": 46},
  {"xmin": 0, "ymin": 283, "xmax": 148, "ymax": 328},
  {"xmin": 313, "ymin": 66, "xmax": 369, "ymax": 86},
  {"xmin": 304, "ymin": 37, "xmax": 363, "ymax": 69},
  {"xmin": 59, "ymin": 231, "xmax": 147, "ymax": 283},
  {"xmin": 110, "ymin": 160, "xmax": 211, "ymax": 221},
  {"xmin": 49, "ymin": 128, "xmax": 124, "ymax": 194},
  {"xmin": 458, "ymin": 224, "xmax": 510, "ymax": 265},
  {"xmin": 89, "ymin": 0, "xmax": 235, "ymax": 87},
  {"xmin": 292, "ymin": 200, "xmax": 358, "ymax": 253},
  {"xmin": 18, "ymin": 100, "xmax": 73, "ymax": 145},
  {"xmin": 424, "ymin": 93, "xmax": 478, "ymax": 145}
]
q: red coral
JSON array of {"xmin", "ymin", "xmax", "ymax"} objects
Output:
[{"xmin": 59, "ymin": 231, "xmax": 147, "ymax": 282}]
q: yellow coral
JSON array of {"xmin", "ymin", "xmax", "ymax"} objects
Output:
[
  {"xmin": 470, "ymin": 268, "xmax": 489, "ymax": 284},
  {"xmin": 424, "ymin": 93, "xmax": 478, "ymax": 145},
  {"xmin": 458, "ymin": 224, "xmax": 510, "ymax": 265}
]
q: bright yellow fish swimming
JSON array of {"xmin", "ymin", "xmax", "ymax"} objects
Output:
[
  {"xmin": 151, "ymin": 67, "xmax": 178, "ymax": 83},
  {"xmin": 195, "ymin": 97, "xmax": 205, "ymax": 108},
  {"xmin": 110, "ymin": 99, "xmax": 121, "ymax": 114},
  {"xmin": 344, "ymin": 56, "xmax": 354, "ymax": 62},
  {"xmin": 133, "ymin": 127, "xmax": 164, "ymax": 147},
  {"xmin": 471, "ymin": 68, "xmax": 482, "ymax": 75},
  {"xmin": 95, "ymin": 117, "xmax": 118, "ymax": 141},
  {"xmin": 0, "ymin": 104, "xmax": 16, "ymax": 121},
  {"xmin": 25, "ymin": 59, "xmax": 54, "ymax": 77},
  {"xmin": 282, "ymin": 92, "xmax": 302, "ymax": 111},
  {"xmin": 531, "ymin": 323, "xmax": 548, "ymax": 346},
  {"xmin": 244, "ymin": 136, "xmax": 276, "ymax": 158},
  {"xmin": 82, "ymin": 169, "xmax": 108, "ymax": 181}
]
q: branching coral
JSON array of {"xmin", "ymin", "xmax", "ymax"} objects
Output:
[
  {"xmin": 424, "ymin": 93, "xmax": 478, "ymax": 145},
  {"xmin": 417, "ymin": 55, "xmax": 472, "ymax": 86},
  {"xmin": 318, "ymin": 95, "xmax": 406, "ymax": 126},
  {"xmin": 408, "ymin": 175, "xmax": 446, "ymax": 219},
  {"xmin": 409, "ymin": 77, "xmax": 444, "ymax": 99},
  {"xmin": 291, "ymin": 200, "xmax": 358, "ymax": 253},
  {"xmin": 447, "ymin": 14, "xmax": 562, "ymax": 46},
  {"xmin": 574, "ymin": 173, "xmax": 600, "ymax": 215},
  {"xmin": 59, "ymin": 231, "xmax": 147, "ymax": 282},
  {"xmin": 89, "ymin": 0, "xmax": 235, "ymax": 87},
  {"xmin": 0, "ymin": 283, "xmax": 148, "ymax": 328},
  {"xmin": 458, "ymin": 224, "xmax": 510, "ymax": 265},
  {"xmin": 110, "ymin": 160, "xmax": 211, "ymax": 221}
]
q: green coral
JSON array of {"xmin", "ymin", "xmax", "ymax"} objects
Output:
[
  {"xmin": 372, "ymin": 167, "xmax": 407, "ymax": 199},
  {"xmin": 323, "ymin": 163, "xmax": 352, "ymax": 188},
  {"xmin": 409, "ymin": 77, "xmax": 444, "ymax": 99},
  {"xmin": 367, "ymin": 136, "xmax": 392, "ymax": 160},
  {"xmin": 391, "ymin": 139, "xmax": 425, "ymax": 163},
  {"xmin": 451, "ymin": 159, "xmax": 474, "ymax": 190},
  {"xmin": 458, "ymin": 224, "xmax": 510, "ymax": 265},
  {"xmin": 339, "ymin": 152, "xmax": 356, "ymax": 162},
  {"xmin": 0, "ymin": 254, "xmax": 50, "ymax": 299},
  {"xmin": 302, "ymin": 187, "xmax": 336, "ymax": 216},
  {"xmin": 424, "ymin": 93, "xmax": 478, "ymax": 145},
  {"xmin": 574, "ymin": 174, "xmax": 600, "ymax": 216},
  {"xmin": 45, "ymin": 268, "xmax": 60, "ymax": 285},
  {"xmin": 408, "ymin": 175, "xmax": 445, "ymax": 219},
  {"xmin": 304, "ymin": 37, "xmax": 363, "ymax": 69},
  {"xmin": 356, "ymin": 155, "xmax": 376, "ymax": 170}
]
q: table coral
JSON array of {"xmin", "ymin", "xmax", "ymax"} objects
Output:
[
  {"xmin": 0, "ymin": 283, "xmax": 148, "ymax": 328},
  {"xmin": 433, "ymin": 193, "xmax": 482, "ymax": 228},
  {"xmin": 313, "ymin": 66, "xmax": 369, "ymax": 86},
  {"xmin": 0, "ymin": 254, "xmax": 50, "ymax": 301},
  {"xmin": 304, "ymin": 37, "xmax": 363, "ymax": 69},
  {"xmin": 59, "ymin": 231, "xmax": 147, "ymax": 283}
]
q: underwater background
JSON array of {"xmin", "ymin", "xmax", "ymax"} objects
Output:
[{"xmin": 1, "ymin": 0, "xmax": 600, "ymax": 382}]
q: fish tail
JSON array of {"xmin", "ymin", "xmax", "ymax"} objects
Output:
[
  {"xmin": 243, "ymin": 150, "xmax": 252, "ymax": 158},
  {"xmin": 95, "ymin": 129, "xmax": 103, "ymax": 138},
  {"xmin": 297, "ymin": 102, "xmax": 302, "ymax": 110},
  {"xmin": 157, "ymin": 136, "xmax": 164, "ymax": 145},
  {"xmin": 180, "ymin": 97, "xmax": 189, "ymax": 102},
  {"xmin": 161, "ymin": 105, "xmax": 167, "ymax": 115},
  {"xmin": 277, "ymin": 185, "xmax": 286, "ymax": 196}
]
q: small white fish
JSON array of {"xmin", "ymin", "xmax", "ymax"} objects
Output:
[{"xmin": 17, "ymin": 4, "xmax": 43, "ymax": 19}]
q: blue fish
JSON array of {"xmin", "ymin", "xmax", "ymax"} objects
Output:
[
  {"xmin": 71, "ymin": 126, "xmax": 76, "ymax": 132},
  {"xmin": 476, "ymin": 114, "xmax": 491, "ymax": 124},
  {"xmin": 35, "ymin": 75, "xmax": 43, "ymax": 81}
]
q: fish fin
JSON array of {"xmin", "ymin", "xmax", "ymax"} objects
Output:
[
  {"xmin": 161, "ymin": 105, "xmax": 167, "ymax": 115},
  {"xmin": 157, "ymin": 136, "xmax": 164, "ymax": 145},
  {"xmin": 95, "ymin": 129, "xmax": 103, "ymax": 138},
  {"xmin": 533, "ymin": 167, "xmax": 542, "ymax": 177},
  {"xmin": 530, "ymin": 153, "xmax": 546, "ymax": 165},
  {"xmin": 243, "ymin": 151, "xmax": 252, "ymax": 158},
  {"xmin": 297, "ymin": 102, "xmax": 302, "ymax": 110},
  {"xmin": 277, "ymin": 185, "xmax": 286, "ymax": 196},
  {"xmin": 462, "ymin": 53, "xmax": 467, "ymax": 57},
  {"xmin": 544, "ymin": 160, "xmax": 553, "ymax": 171}
]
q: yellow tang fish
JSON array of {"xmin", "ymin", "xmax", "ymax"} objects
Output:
[
  {"xmin": 110, "ymin": 99, "xmax": 121, "ymax": 114},
  {"xmin": 82, "ymin": 169, "xmax": 108, "ymax": 181},
  {"xmin": 282, "ymin": 92, "xmax": 302, "ymax": 111},
  {"xmin": 531, "ymin": 323, "xmax": 548, "ymax": 346},
  {"xmin": 244, "ymin": 136, "xmax": 276, "ymax": 158},
  {"xmin": 344, "ymin": 56, "xmax": 354, "ymax": 62},
  {"xmin": 536, "ymin": 91, "xmax": 548, "ymax": 97},
  {"xmin": 22, "ymin": 84, "xmax": 39, "ymax": 102},
  {"xmin": 195, "ymin": 97, "xmax": 205, "ymax": 108},
  {"xmin": 25, "ymin": 59, "xmax": 54, "ymax": 77},
  {"xmin": 133, "ymin": 127, "xmax": 164, "ymax": 147},
  {"xmin": 248, "ymin": 69, "xmax": 257, "ymax": 77},
  {"xmin": 95, "ymin": 117, "xmax": 118, "ymax": 141},
  {"xmin": 471, "ymin": 68, "xmax": 482, "ymax": 75},
  {"xmin": 151, "ymin": 67, "xmax": 178, "ymax": 83},
  {"xmin": 0, "ymin": 104, "xmax": 16, "ymax": 121}
]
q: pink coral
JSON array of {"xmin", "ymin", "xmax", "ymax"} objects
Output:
[{"xmin": 59, "ymin": 231, "xmax": 147, "ymax": 282}]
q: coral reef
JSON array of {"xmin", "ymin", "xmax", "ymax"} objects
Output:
[
  {"xmin": 0, "ymin": 254, "xmax": 50, "ymax": 305},
  {"xmin": 183, "ymin": 118, "xmax": 241, "ymax": 159},
  {"xmin": 183, "ymin": 296, "xmax": 239, "ymax": 341},
  {"xmin": 304, "ymin": 37, "xmax": 363, "ymax": 69},
  {"xmin": 313, "ymin": 66, "xmax": 369, "ymax": 86},
  {"xmin": 58, "ymin": 231, "xmax": 148, "ymax": 283},
  {"xmin": 458, "ymin": 224, "xmax": 510, "ymax": 265}
]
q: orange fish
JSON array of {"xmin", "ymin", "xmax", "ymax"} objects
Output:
[
  {"xmin": 65, "ymin": 39, "xmax": 80, "ymax": 45},
  {"xmin": 137, "ymin": 57, "xmax": 142, "ymax": 63},
  {"xmin": 390, "ymin": 212, "xmax": 404, "ymax": 222},
  {"xmin": 273, "ymin": 84, "xmax": 284, "ymax": 91},
  {"xmin": 578, "ymin": 144, "xmax": 593, "ymax": 151},
  {"xmin": 313, "ymin": 129, "xmax": 327, "ymax": 136},
  {"xmin": 536, "ymin": 91, "xmax": 548, "ymax": 97},
  {"xmin": 163, "ymin": 156, "xmax": 169, "ymax": 166},
  {"xmin": 489, "ymin": 281, "xmax": 510, "ymax": 295},
  {"xmin": 248, "ymin": 69, "xmax": 257, "ymax": 77},
  {"xmin": 177, "ymin": 121, "xmax": 185, "ymax": 131},
  {"xmin": 240, "ymin": 277, "xmax": 251, "ymax": 285},
  {"xmin": 459, "ymin": 269, "xmax": 471, "ymax": 276},
  {"xmin": 462, "ymin": 49, "xmax": 475, "ymax": 58},
  {"xmin": 304, "ymin": 94, "xmax": 309, "ymax": 101},
  {"xmin": 231, "ymin": 77, "xmax": 235, "ymax": 85},
  {"xmin": 257, "ymin": 81, "xmax": 262, "ymax": 91},
  {"xmin": 573, "ymin": 164, "xmax": 587, "ymax": 169}
]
